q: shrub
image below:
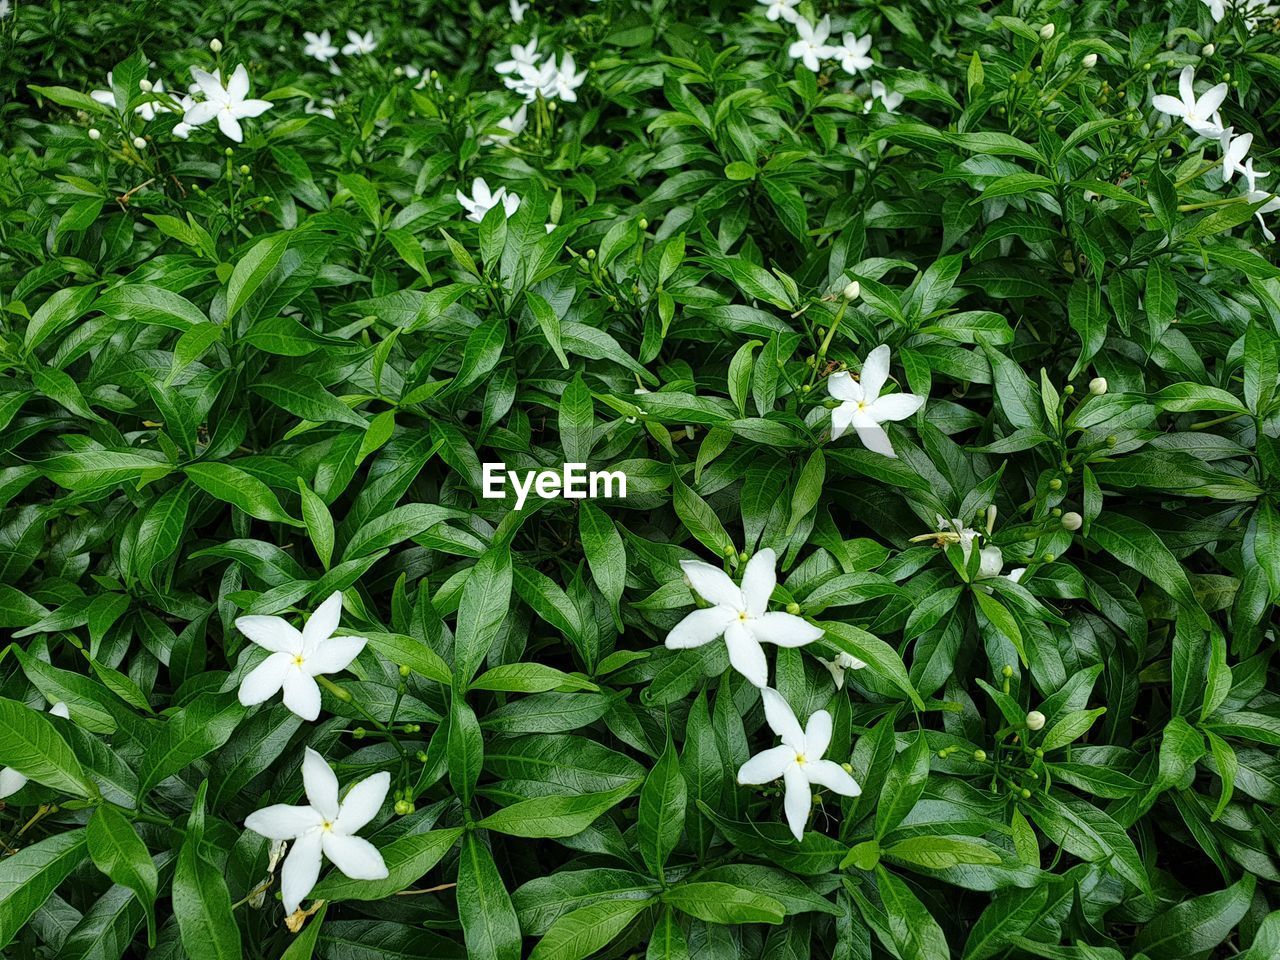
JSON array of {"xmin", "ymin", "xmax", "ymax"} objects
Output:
[{"xmin": 1, "ymin": 0, "xmax": 1279, "ymax": 958}]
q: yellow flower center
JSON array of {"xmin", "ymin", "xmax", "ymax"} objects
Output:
[
  {"xmin": 795, "ymin": 753, "xmax": 807, "ymax": 765},
  {"xmin": 321, "ymin": 820, "xmax": 334, "ymax": 832},
  {"xmin": 737, "ymin": 611, "xmax": 748, "ymax": 621}
]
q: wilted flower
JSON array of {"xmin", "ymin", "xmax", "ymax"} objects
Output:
[
  {"xmin": 0, "ymin": 702, "xmax": 70, "ymax": 799},
  {"xmin": 183, "ymin": 64, "xmax": 273, "ymax": 142},
  {"xmin": 236, "ymin": 591, "xmax": 367, "ymax": 721},
  {"xmin": 788, "ymin": 16, "xmax": 835, "ymax": 73},
  {"xmin": 737, "ymin": 688, "xmax": 861, "ymax": 840},
  {"xmin": 666, "ymin": 548, "xmax": 823, "ymax": 689},
  {"xmin": 245, "ymin": 748, "xmax": 389, "ymax": 915},
  {"xmin": 342, "ymin": 29, "xmax": 377, "ymax": 55},
  {"xmin": 827, "ymin": 345, "xmax": 926, "ymax": 458},
  {"xmin": 456, "ymin": 176, "xmax": 520, "ymax": 222},
  {"xmin": 303, "ymin": 30, "xmax": 339, "ymax": 62},
  {"xmin": 1153, "ymin": 65, "xmax": 1228, "ymax": 138}
]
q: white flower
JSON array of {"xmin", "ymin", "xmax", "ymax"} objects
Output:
[
  {"xmin": 510, "ymin": 0, "xmax": 528, "ymax": 22},
  {"xmin": 245, "ymin": 748, "xmax": 390, "ymax": 915},
  {"xmin": 788, "ymin": 16, "xmax": 835, "ymax": 73},
  {"xmin": 737, "ymin": 688, "xmax": 861, "ymax": 840},
  {"xmin": 342, "ymin": 29, "xmax": 378, "ymax": 55},
  {"xmin": 1025, "ymin": 710, "xmax": 1046, "ymax": 731},
  {"xmin": 666, "ymin": 548, "xmax": 823, "ymax": 688},
  {"xmin": 1219, "ymin": 129, "xmax": 1254, "ymax": 183},
  {"xmin": 90, "ymin": 72, "xmax": 120, "ymax": 111},
  {"xmin": 865, "ymin": 79, "xmax": 903, "ymax": 113},
  {"xmin": 304, "ymin": 30, "xmax": 339, "ymax": 62},
  {"xmin": 496, "ymin": 39, "xmax": 539, "ymax": 76},
  {"xmin": 0, "ymin": 702, "xmax": 70, "ymax": 799},
  {"xmin": 304, "ymin": 98, "xmax": 337, "ymax": 120},
  {"xmin": 828, "ymin": 345, "xmax": 926, "ymax": 458},
  {"xmin": 1243, "ymin": 161, "xmax": 1279, "ymax": 241},
  {"xmin": 456, "ymin": 176, "xmax": 520, "ymax": 222},
  {"xmin": 820, "ymin": 651, "xmax": 866, "ymax": 690},
  {"xmin": 172, "ymin": 95, "xmax": 197, "ymax": 138},
  {"xmin": 183, "ymin": 64, "xmax": 273, "ymax": 143},
  {"xmin": 135, "ymin": 79, "xmax": 172, "ymax": 122},
  {"xmin": 482, "ymin": 104, "xmax": 528, "ymax": 144},
  {"xmin": 1152, "ymin": 65, "xmax": 1228, "ymax": 138},
  {"xmin": 0, "ymin": 1, "xmax": 11, "ymax": 19},
  {"xmin": 756, "ymin": 0, "xmax": 799, "ymax": 23},
  {"xmin": 545, "ymin": 52, "xmax": 587, "ymax": 102},
  {"xmin": 236, "ymin": 592, "xmax": 367, "ymax": 721},
  {"xmin": 1202, "ymin": 0, "xmax": 1227, "ymax": 21},
  {"xmin": 834, "ymin": 33, "xmax": 872, "ymax": 75}
]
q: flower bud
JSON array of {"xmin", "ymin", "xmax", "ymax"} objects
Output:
[
  {"xmin": 353, "ymin": 726, "xmax": 366, "ymax": 739},
  {"xmin": 1203, "ymin": 43, "xmax": 1216, "ymax": 56},
  {"xmin": 1089, "ymin": 377, "xmax": 1107, "ymax": 395},
  {"xmin": 1061, "ymin": 511, "xmax": 1083, "ymax": 531},
  {"xmin": 399, "ymin": 664, "xmax": 411, "ymax": 677},
  {"xmin": 139, "ymin": 79, "xmax": 153, "ymax": 92},
  {"xmin": 1082, "ymin": 53, "xmax": 1097, "ymax": 68},
  {"xmin": 88, "ymin": 128, "xmax": 101, "ymax": 140},
  {"xmin": 224, "ymin": 146, "xmax": 234, "ymax": 156},
  {"xmin": 1020, "ymin": 787, "xmax": 1032, "ymax": 799},
  {"xmin": 842, "ymin": 280, "xmax": 861, "ymax": 301},
  {"xmin": 394, "ymin": 799, "xmax": 414, "ymax": 815},
  {"xmin": 210, "ymin": 38, "xmax": 223, "ymax": 52},
  {"xmin": 1049, "ymin": 478, "xmax": 1062, "ymax": 490},
  {"xmin": 1026, "ymin": 710, "xmax": 1046, "ymax": 731},
  {"xmin": 639, "ymin": 218, "xmax": 649, "ymax": 229},
  {"xmin": 1039, "ymin": 23, "xmax": 1055, "ymax": 40},
  {"xmin": 973, "ymin": 749, "xmax": 986, "ymax": 762},
  {"xmin": 239, "ymin": 164, "xmax": 250, "ymax": 175},
  {"xmin": 1063, "ymin": 385, "xmax": 1074, "ymax": 396},
  {"xmin": 1001, "ymin": 665, "xmax": 1013, "ymax": 678},
  {"xmin": 132, "ymin": 136, "xmax": 147, "ymax": 149},
  {"xmin": 416, "ymin": 750, "xmax": 429, "ymax": 763},
  {"xmin": 841, "ymin": 762, "xmax": 854, "ymax": 773},
  {"xmin": 786, "ymin": 601, "xmax": 801, "ymax": 615}
]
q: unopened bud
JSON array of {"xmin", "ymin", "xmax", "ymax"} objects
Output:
[
  {"xmin": 1039, "ymin": 23, "xmax": 1055, "ymax": 40},
  {"xmin": 786, "ymin": 602, "xmax": 801, "ymax": 615},
  {"xmin": 132, "ymin": 136, "xmax": 147, "ymax": 149},
  {"xmin": 88, "ymin": 128, "xmax": 101, "ymax": 140},
  {"xmin": 973, "ymin": 749, "xmax": 987, "ymax": 762},
  {"xmin": 1001, "ymin": 665, "xmax": 1013, "ymax": 678},
  {"xmin": 353, "ymin": 726, "xmax": 366, "ymax": 739},
  {"xmin": 399, "ymin": 664, "xmax": 411, "ymax": 677},
  {"xmin": 139, "ymin": 79, "xmax": 153, "ymax": 92},
  {"xmin": 239, "ymin": 164, "xmax": 250, "ymax": 174},
  {"xmin": 842, "ymin": 280, "xmax": 861, "ymax": 300},
  {"xmin": 1049, "ymin": 478, "xmax": 1062, "ymax": 490},
  {"xmin": 841, "ymin": 762, "xmax": 853, "ymax": 773},
  {"xmin": 1082, "ymin": 53, "xmax": 1097, "ymax": 68},
  {"xmin": 1089, "ymin": 377, "xmax": 1107, "ymax": 395},
  {"xmin": 1061, "ymin": 512, "xmax": 1083, "ymax": 531},
  {"xmin": 1202, "ymin": 43, "xmax": 1216, "ymax": 56},
  {"xmin": 1026, "ymin": 710, "xmax": 1046, "ymax": 731},
  {"xmin": 210, "ymin": 38, "xmax": 223, "ymax": 52}
]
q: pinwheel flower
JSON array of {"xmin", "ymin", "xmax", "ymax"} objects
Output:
[
  {"xmin": 183, "ymin": 65, "xmax": 273, "ymax": 142},
  {"xmin": 828, "ymin": 345, "xmax": 926, "ymax": 458},
  {"xmin": 665, "ymin": 548, "xmax": 823, "ymax": 688},
  {"xmin": 245, "ymin": 748, "xmax": 390, "ymax": 914},
  {"xmin": 834, "ymin": 33, "xmax": 872, "ymax": 75},
  {"xmin": 509, "ymin": 0, "xmax": 528, "ymax": 22},
  {"xmin": 820, "ymin": 651, "xmax": 867, "ymax": 690},
  {"xmin": 737, "ymin": 688, "xmax": 861, "ymax": 840},
  {"xmin": 788, "ymin": 16, "xmax": 835, "ymax": 73},
  {"xmin": 236, "ymin": 592, "xmax": 367, "ymax": 721},
  {"xmin": 457, "ymin": 177, "xmax": 520, "ymax": 222},
  {"xmin": 303, "ymin": 30, "xmax": 339, "ymax": 62},
  {"xmin": 342, "ymin": 29, "xmax": 378, "ymax": 55},
  {"xmin": 1153, "ymin": 65, "xmax": 1228, "ymax": 138},
  {"xmin": 0, "ymin": 702, "xmax": 70, "ymax": 799}
]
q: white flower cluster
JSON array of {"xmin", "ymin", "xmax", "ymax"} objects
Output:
[
  {"xmin": 234, "ymin": 592, "xmax": 389, "ymax": 914},
  {"xmin": 496, "ymin": 38, "xmax": 587, "ymax": 103},
  {"xmin": 757, "ymin": 2, "xmax": 875, "ymax": 78},
  {"xmin": 88, "ymin": 63, "xmax": 273, "ymax": 143},
  {"xmin": 1153, "ymin": 65, "xmax": 1278, "ymax": 240},
  {"xmin": 1201, "ymin": 0, "xmax": 1280, "ymax": 28},
  {"xmin": 302, "ymin": 28, "xmax": 377, "ymax": 65},
  {"xmin": 664, "ymin": 548, "xmax": 861, "ymax": 839}
]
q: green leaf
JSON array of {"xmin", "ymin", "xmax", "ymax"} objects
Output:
[
  {"xmin": 185, "ymin": 462, "xmax": 302, "ymax": 526},
  {"xmin": 875, "ymin": 731, "xmax": 929, "ymax": 839},
  {"xmin": 661, "ymin": 882, "xmax": 784, "ymax": 925},
  {"xmin": 0, "ymin": 830, "xmax": 89, "ymax": 950},
  {"xmin": 529, "ymin": 897, "xmax": 653, "ymax": 960},
  {"xmin": 87, "ymin": 803, "xmax": 159, "ymax": 945},
  {"xmin": 457, "ymin": 832, "xmax": 521, "ymax": 960},
  {"xmin": 173, "ymin": 832, "xmax": 242, "ymax": 960},
  {"xmin": 226, "ymin": 233, "xmax": 289, "ymax": 318},
  {"xmin": 453, "ymin": 543, "xmax": 514, "ymax": 684},
  {"xmin": 1090, "ymin": 513, "xmax": 1208, "ymax": 628},
  {"xmin": 0, "ymin": 696, "xmax": 95, "ymax": 798},
  {"xmin": 638, "ymin": 734, "xmax": 687, "ymax": 877},
  {"xmin": 312, "ymin": 829, "xmax": 463, "ymax": 901},
  {"xmin": 819, "ymin": 621, "xmax": 924, "ymax": 709},
  {"xmin": 1133, "ymin": 874, "xmax": 1255, "ymax": 960},
  {"xmin": 478, "ymin": 783, "xmax": 639, "ymax": 838}
]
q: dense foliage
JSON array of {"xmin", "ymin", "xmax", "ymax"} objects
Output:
[{"xmin": 3, "ymin": 0, "xmax": 1280, "ymax": 957}]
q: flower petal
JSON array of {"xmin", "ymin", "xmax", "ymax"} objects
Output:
[
  {"xmin": 235, "ymin": 98, "xmax": 273, "ymax": 119},
  {"xmin": 303, "ymin": 592, "xmax": 344, "ymax": 654},
  {"xmin": 1151, "ymin": 94, "xmax": 1185, "ymax": 117},
  {"xmin": 245, "ymin": 804, "xmax": 322, "ymax": 840},
  {"xmin": 306, "ymin": 636, "xmax": 366, "ymax": 677},
  {"xmin": 665, "ymin": 607, "xmax": 735, "ymax": 649},
  {"xmin": 725, "ymin": 621, "xmax": 769, "ymax": 688},
  {"xmin": 783, "ymin": 763, "xmax": 812, "ymax": 841},
  {"xmin": 761, "ymin": 686, "xmax": 805, "ymax": 750},
  {"xmin": 827, "ymin": 371, "xmax": 862, "ymax": 402},
  {"xmin": 190, "ymin": 67, "xmax": 225, "ymax": 103},
  {"xmin": 751, "ymin": 611, "xmax": 823, "ymax": 648},
  {"xmin": 1196, "ymin": 82, "xmax": 1229, "ymax": 120},
  {"xmin": 804, "ymin": 709, "xmax": 833, "ymax": 758},
  {"xmin": 806, "ymin": 759, "xmax": 861, "ymax": 796},
  {"xmin": 238, "ymin": 651, "xmax": 292, "ymax": 706},
  {"xmin": 235, "ymin": 616, "xmax": 302, "ymax": 654},
  {"xmin": 216, "ymin": 110, "xmax": 243, "ymax": 142},
  {"xmin": 302, "ymin": 748, "xmax": 340, "ymax": 819},
  {"xmin": 49, "ymin": 702, "xmax": 70, "ymax": 719},
  {"xmin": 0, "ymin": 767, "xmax": 28, "ymax": 799},
  {"xmin": 679, "ymin": 559, "xmax": 742, "ymax": 609},
  {"xmin": 830, "ymin": 403, "xmax": 855, "ymax": 440},
  {"xmin": 1179, "ymin": 65, "xmax": 1195, "ymax": 107},
  {"xmin": 853, "ymin": 421, "xmax": 897, "ymax": 458},
  {"xmin": 741, "ymin": 548, "xmax": 777, "ymax": 618},
  {"xmin": 860, "ymin": 345, "xmax": 891, "ymax": 400},
  {"xmin": 335, "ymin": 771, "xmax": 391, "ymax": 835},
  {"xmin": 280, "ymin": 831, "xmax": 323, "ymax": 915},
  {"xmin": 283, "ymin": 671, "xmax": 322, "ymax": 721},
  {"xmin": 869, "ymin": 392, "xmax": 925, "ymax": 422},
  {"xmin": 321, "ymin": 833, "xmax": 388, "ymax": 880},
  {"xmin": 227, "ymin": 64, "xmax": 250, "ymax": 103},
  {"xmin": 737, "ymin": 746, "xmax": 795, "ymax": 785}
]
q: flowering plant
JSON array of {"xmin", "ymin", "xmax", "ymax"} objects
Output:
[{"xmin": 1, "ymin": 1, "xmax": 1279, "ymax": 958}]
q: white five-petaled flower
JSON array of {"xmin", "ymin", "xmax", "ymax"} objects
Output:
[
  {"xmin": 834, "ymin": 33, "xmax": 873, "ymax": 75},
  {"xmin": 1221, "ymin": 129, "xmax": 1254, "ymax": 183},
  {"xmin": 244, "ymin": 748, "xmax": 390, "ymax": 915},
  {"xmin": 1202, "ymin": 0, "xmax": 1227, "ymax": 20},
  {"xmin": 342, "ymin": 29, "xmax": 377, "ymax": 55},
  {"xmin": 788, "ymin": 16, "xmax": 835, "ymax": 73},
  {"xmin": 236, "ymin": 592, "xmax": 367, "ymax": 721},
  {"xmin": 482, "ymin": 104, "xmax": 528, "ymax": 145},
  {"xmin": 456, "ymin": 176, "xmax": 520, "ymax": 222},
  {"xmin": 666, "ymin": 548, "xmax": 823, "ymax": 689},
  {"xmin": 820, "ymin": 651, "xmax": 866, "ymax": 690},
  {"xmin": 303, "ymin": 30, "xmax": 339, "ymax": 62},
  {"xmin": 496, "ymin": 39, "xmax": 540, "ymax": 75},
  {"xmin": 865, "ymin": 79, "xmax": 903, "ymax": 113},
  {"xmin": 1152, "ymin": 65, "xmax": 1228, "ymax": 138},
  {"xmin": 0, "ymin": 1, "xmax": 11, "ymax": 19},
  {"xmin": 756, "ymin": 0, "xmax": 799, "ymax": 23},
  {"xmin": 510, "ymin": 0, "xmax": 528, "ymax": 22},
  {"xmin": 0, "ymin": 702, "xmax": 69, "ymax": 799},
  {"xmin": 827, "ymin": 345, "xmax": 926, "ymax": 458},
  {"xmin": 1243, "ymin": 160, "xmax": 1279, "ymax": 242},
  {"xmin": 183, "ymin": 64, "xmax": 273, "ymax": 143},
  {"xmin": 737, "ymin": 688, "xmax": 861, "ymax": 840}
]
